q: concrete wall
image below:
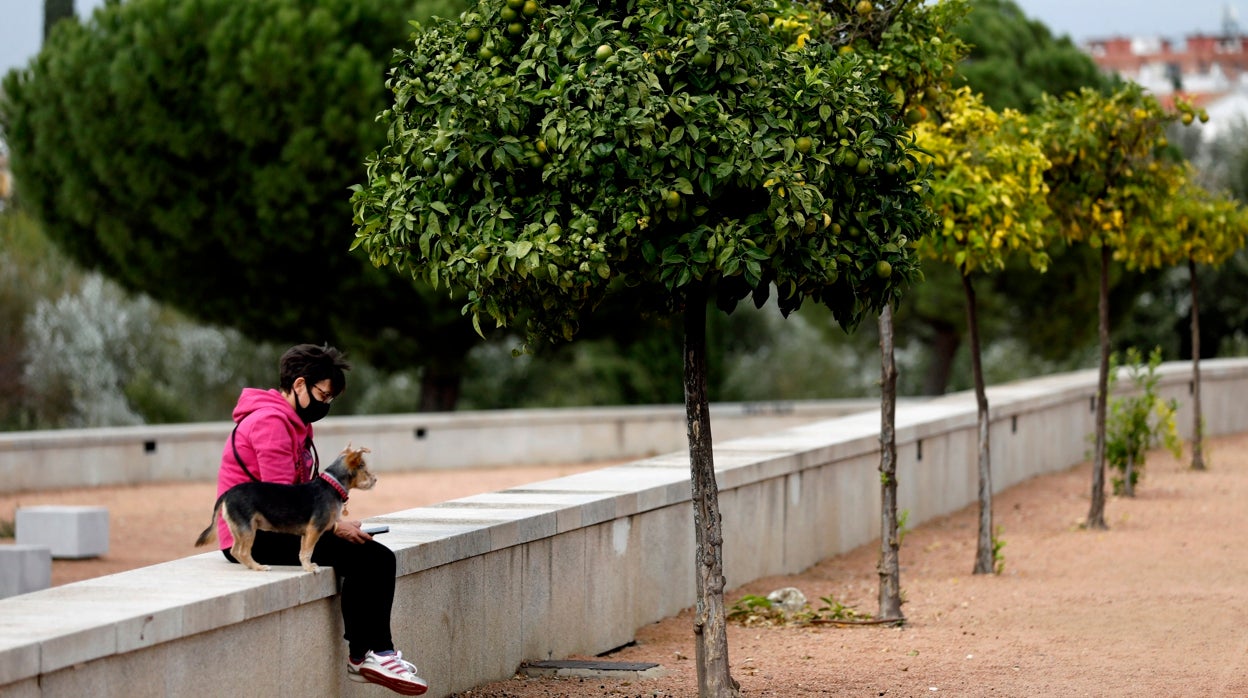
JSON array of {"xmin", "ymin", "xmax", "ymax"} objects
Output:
[
  {"xmin": 2, "ymin": 360, "xmax": 1244, "ymax": 697},
  {"xmin": 0, "ymin": 400, "xmax": 882, "ymax": 494}
]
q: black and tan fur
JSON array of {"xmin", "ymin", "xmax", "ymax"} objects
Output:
[{"xmin": 195, "ymin": 445, "xmax": 376, "ymax": 572}]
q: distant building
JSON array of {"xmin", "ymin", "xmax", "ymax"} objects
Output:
[
  {"xmin": 1082, "ymin": 5, "xmax": 1248, "ymax": 141},
  {"xmin": 1085, "ymin": 34, "xmax": 1248, "ymax": 97}
]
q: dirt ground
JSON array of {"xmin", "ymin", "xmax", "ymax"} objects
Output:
[{"xmin": 5, "ymin": 434, "xmax": 1248, "ymax": 697}]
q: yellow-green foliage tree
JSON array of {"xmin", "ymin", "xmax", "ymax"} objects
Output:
[
  {"xmin": 1126, "ymin": 166, "xmax": 1248, "ymax": 471},
  {"xmin": 1035, "ymin": 83, "xmax": 1196, "ymax": 529},
  {"xmin": 913, "ymin": 86, "xmax": 1051, "ymax": 573},
  {"xmin": 771, "ymin": 0, "xmax": 970, "ymax": 619}
]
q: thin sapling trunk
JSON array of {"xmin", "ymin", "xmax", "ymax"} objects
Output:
[
  {"xmin": 1190, "ymin": 258, "xmax": 1206, "ymax": 471},
  {"xmin": 1088, "ymin": 245, "xmax": 1111, "ymax": 529},
  {"xmin": 683, "ymin": 290, "xmax": 739, "ymax": 698},
  {"xmin": 877, "ymin": 304, "xmax": 904, "ymax": 620},
  {"xmin": 962, "ymin": 272, "xmax": 995, "ymax": 574}
]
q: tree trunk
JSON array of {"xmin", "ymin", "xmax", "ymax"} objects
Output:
[
  {"xmin": 877, "ymin": 305, "xmax": 904, "ymax": 620},
  {"xmin": 418, "ymin": 364, "xmax": 462, "ymax": 412},
  {"xmin": 963, "ymin": 274, "xmax": 994, "ymax": 575},
  {"xmin": 1087, "ymin": 245, "xmax": 1111, "ymax": 530},
  {"xmin": 1190, "ymin": 258, "xmax": 1206, "ymax": 471},
  {"xmin": 1124, "ymin": 451, "xmax": 1136, "ymax": 497},
  {"xmin": 922, "ymin": 322, "xmax": 961, "ymax": 396},
  {"xmin": 683, "ymin": 291, "xmax": 739, "ymax": 698}
]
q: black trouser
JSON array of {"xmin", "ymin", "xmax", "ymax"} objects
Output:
[{"xmin": 222, "ymin": 530, "xmax": 396, "ymax": 659}]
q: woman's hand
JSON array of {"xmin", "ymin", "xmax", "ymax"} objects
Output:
[{"xmin": 333, "ymin": 519, "xmax": 372, "ymax": 544}]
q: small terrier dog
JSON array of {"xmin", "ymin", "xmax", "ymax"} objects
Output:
[{"xmin": 195, "ymin": 445, "xmax": 376, "ymax": 572}]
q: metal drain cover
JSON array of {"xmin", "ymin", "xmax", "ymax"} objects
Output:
[{"xmin": 520, "ymin": 659, "xmax": 668, "ymax": 679}]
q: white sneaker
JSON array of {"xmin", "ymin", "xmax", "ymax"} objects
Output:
[{"xmin": 347, "ymin": 650, "xmax": 428, "ymax": 695}]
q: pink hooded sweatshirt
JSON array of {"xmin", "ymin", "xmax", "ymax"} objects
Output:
[{"xmin": 213, "ymin": 387, "xmax": 317, "ymax": 549}]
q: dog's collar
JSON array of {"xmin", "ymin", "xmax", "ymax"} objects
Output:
[{"xmin": 319, "ymin": 472, "xmax": 349, "ymax": 502}]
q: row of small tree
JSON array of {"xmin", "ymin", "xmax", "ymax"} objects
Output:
[
  {"xmin": 348, "ymin": 0, "xmax": 965, "ymax": 692},
  {"xmin": 351, "ymin": 0, "xmax": 1248, "ymax": 694},
  {"xmin": 923, "ymin": 80, "xmax": 1248, "ymax": 587}
]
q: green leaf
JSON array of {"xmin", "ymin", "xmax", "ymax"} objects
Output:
[
  {"xmin": 745, "ymin": 259, "xmax": 762, "ymax": 285},
  {"xmin": 677, "ymin": 266, "xmax": 692, "ymax": 287}
]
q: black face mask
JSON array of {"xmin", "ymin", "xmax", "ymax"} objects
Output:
[{"xmin": 295, "ymin": 380, "xmax": 332, "ymax": 424}]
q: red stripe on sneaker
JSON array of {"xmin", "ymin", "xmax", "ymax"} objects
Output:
[{"xmin": 358, "ymin": 672, "xmax": 427, "ymax": 696}]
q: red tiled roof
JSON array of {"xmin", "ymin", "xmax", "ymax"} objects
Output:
[{"xmin": 1085, "ymin": 33, "xmax": 1248, "ymax": 85}]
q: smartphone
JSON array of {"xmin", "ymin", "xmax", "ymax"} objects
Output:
[{"xmin": 362, "ymin": 524, "xmax": 390, "ymax": 535}]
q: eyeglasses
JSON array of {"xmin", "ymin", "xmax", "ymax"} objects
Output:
[{"xmin": 308, "ymin": 382, "xmax": 336, "ymax": 404}]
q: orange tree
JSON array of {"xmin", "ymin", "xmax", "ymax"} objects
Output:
[
  {"xmin": 775, "ymin": 0, "xmax": 970, "ymax": 619},
  {"xmin": 349, "ymin": 0, "xmax": 955, "ymax": 692},
  {"xmin": 1125, "ymin": 166, "xmax": 1248, "ymax": 471},
  {"xmin": 913, "ymin": 86, "xmax": 1051, "ymax": 574},
  {"xmin": 1035, "ymin": 83, "xmax": 1196, "ymax": 529}
]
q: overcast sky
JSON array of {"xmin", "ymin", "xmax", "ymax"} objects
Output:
[
  {"xmin": 0, "ymin": 0, "xmax": 1245, "ymax": 78},
  {"xmin": 1012, "ymin": 0, "xmax": 1243, "ymax": 43}
]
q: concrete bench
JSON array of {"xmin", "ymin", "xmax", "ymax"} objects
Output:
[
  {"xmin": 0, "ymin": 544, "xmax": 52, "ymax": 599},
  {"xmin": 15, "ymin": 506, "xmax": 109, "ymax": 559}
]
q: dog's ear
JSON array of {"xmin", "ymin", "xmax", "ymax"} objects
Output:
[{"xmin": 342, "ymin": 446, "xmax": 371, "ymax": 471}]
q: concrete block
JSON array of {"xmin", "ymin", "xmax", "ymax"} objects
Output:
[
  {"xmin": 0, "ymin": 545, "xmax": 51, "ymax": 599},
  {"xmin": 15, "ymin": 506, "xmax": 109, "ymax": 559}
]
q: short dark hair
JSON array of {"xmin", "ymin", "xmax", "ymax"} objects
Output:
[{"xmin": 279, "ymin": 344, "xmax": 351, "ymax": 397}]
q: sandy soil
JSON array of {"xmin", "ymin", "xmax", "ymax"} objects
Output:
[{"xmin": 5, "ymin": 435, "xmax": 1248, "ymax": 697}]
